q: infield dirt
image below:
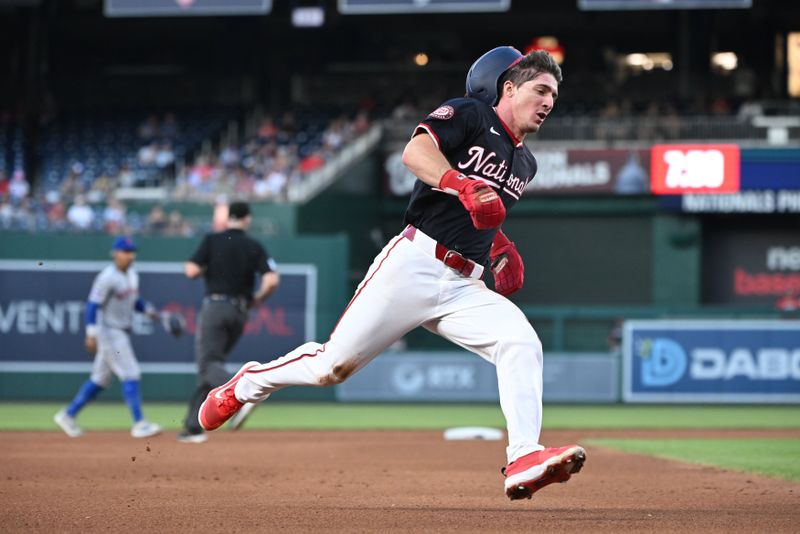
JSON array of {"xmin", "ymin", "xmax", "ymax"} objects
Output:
[{"xmin": 1, "ymin": 429, "xmax": 798, "ymax": 533}]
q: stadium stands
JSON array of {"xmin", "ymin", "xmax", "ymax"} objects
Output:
[
  {"xmin": 174, "ymin": 108, "xmax": 372, "ymax": 202},
  {"xmin": 37, "ymin": 110, "xmax": 231, "ymax": 194}
]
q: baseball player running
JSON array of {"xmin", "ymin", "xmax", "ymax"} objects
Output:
[
  {"xmin": 54, "ymin": 236, "xmax": 163, "ymax": 439},
  {"xmin": 198, "ymin": 47, "xmax": 585, "ymax": 500}
]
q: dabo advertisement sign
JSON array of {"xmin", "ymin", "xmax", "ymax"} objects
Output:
[
  {"xmin": 0, "ymin": 261, "xmax": 315, "ymax": 369},
  {"xmin": 623, "ymin": 320, "xmax": 800, "ymax": 403}
]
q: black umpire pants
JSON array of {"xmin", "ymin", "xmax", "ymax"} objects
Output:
[{"xmin": 183, "ymin": 296, "xmax": 248, "ymax": 434}]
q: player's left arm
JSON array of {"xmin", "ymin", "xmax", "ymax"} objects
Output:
[
  {"xmin": 134, "ymin": 298, "xmax": 159, "ymax": 320},
  {"xmin": 490, "ymin": 229, "xmax": 524, "ymax": 296},
  {"xmin": 252, "ymin": 272, "xmax": 280, "ymax": 308}
]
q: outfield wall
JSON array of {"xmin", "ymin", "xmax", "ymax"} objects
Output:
[
  {"xmin": 0, "ymin": 232, "xmax": 349, "ymax": 402},
  {"xmin": 1, "ymin": 233, "xmax": 794, "ymax": 404}
]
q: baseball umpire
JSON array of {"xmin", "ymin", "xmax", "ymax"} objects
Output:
[
  {"xmin": 54, "ymin": 236, "xmax": 163, "ymax": 439},
  {"xmin": 196, "ymin": 47, "xmax": 585, "ymax": 500},
  {"xmin": 177, "ymin": 201, "xmax": 279, "ymax": 443}
]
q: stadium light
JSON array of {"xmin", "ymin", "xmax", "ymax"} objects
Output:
[
  {"xmin": 625, "ymin": 52, "xmax": 673, "ymax": 71},
  {"xmin": 292, "ymin": 6, "xmax": 325, "ymax": 27},
  {"xmin": 711, "ymin": 52, "xmax": 738, "ymax": 71},
  {"xmin": 525, "ymin": 36, "xmax": 564, "ymax": 65},
  {"xmin": 787, "ymin": 33, "xmax": 800, "ymax": 97}
]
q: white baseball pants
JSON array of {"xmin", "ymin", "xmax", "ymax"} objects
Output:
[
  {"xmin": 90, "ymin": 327, "xmax": 141, "ymax": 386},
  {"xmin": 236, "ymin": 228, "xmax": 545, "ymax": 462}
]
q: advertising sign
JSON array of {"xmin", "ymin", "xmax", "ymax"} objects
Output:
[
  {"xmin": 337, "ymin": 352, "xmax": 618, "ymax": 402},
  {"xmin": 578, "ymin": 0, "xmax": 751, "ymax": 9},
  {"xmin": 740, "ymin": 157, "xmax": 800, "ymax": 191},
  {"xmin": 525, "ymin": 149, "xmax": 650, "ymax": 195},
  {"xmin": 703, "ymin": 231, "xmax": 800, "ymax": 307},
  {"xmin": 339, "ymin": 0, "xmax": 510, "ymax": 14},
  {"xmin": 105, "ymin": 0, "xmax": 272, "ymax": 17},
  {"xmin": 662, "ymin": 190, "xmax": 800, "ymax": 214},
  {"xmin": 623, "ymin": 320, "xmax": 800, "ymax": 403},
  {"xmin": 650, "ymin": 144, "xmax": 740, "ymax": 195},
  {"xmin": 383, "ymin": 148, "xmax": 651, "ymax": 197},
  {"xmin": 0, "ymin": 261, "xmax": 315, "ymax": 370}
]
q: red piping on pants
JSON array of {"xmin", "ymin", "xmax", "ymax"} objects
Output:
[{"xmin": 247, "ymin": 236, "xmax": 405, "ymax": 375}]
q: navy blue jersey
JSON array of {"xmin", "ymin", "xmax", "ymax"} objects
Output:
[{"xmin": 403, "ymin": 98, "xmax": 538, "ymax": 266}]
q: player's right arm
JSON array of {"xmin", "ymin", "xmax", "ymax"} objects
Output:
[
  {"xmin": 402, "ymin": 128, "xmax": 505, "ymax": 230},
  {"xmin": 402, "ymin": 99, "xmax": 505, "ymax": 229},
  {"xmin": 85, "ymin": 270, "xmax": 111, "ymax": 355},
  {"xmin": 401, "ymin": 133, "xmax": 451, "ymax": 189}
]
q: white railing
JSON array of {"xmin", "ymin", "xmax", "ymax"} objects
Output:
[
  {"xmin": 534, "ymin": 116, "xmax": 800, "ymax": 146},
  {"xmin": 385, "ymin": 115, "xmax": 800, "ymax": 148},
  {"xmin": 286, "ymin": 124, "xmax": 383, "ymax": 203}
]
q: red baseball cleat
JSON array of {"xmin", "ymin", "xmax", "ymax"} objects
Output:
[
  {"xmin": 502, "ymin": 445, "xmax": 586, "ymax": 500},
  {"xmin": 198, "ymin": 361, "xmax": 259, "ymax": 431}
]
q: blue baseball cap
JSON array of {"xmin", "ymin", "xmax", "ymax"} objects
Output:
[{"xmin": 112, "ymin": 236, "xmax": 138, "ymax": 252}]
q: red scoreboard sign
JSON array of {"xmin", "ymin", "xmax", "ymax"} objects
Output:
[{"xmin": 650, "ymin": 144, "xmax": 741, "ymax": 195}]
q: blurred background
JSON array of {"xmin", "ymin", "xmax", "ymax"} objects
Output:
[{"xmin": 0, "ymin": 0, "xmax": 798, "ymax": 404}]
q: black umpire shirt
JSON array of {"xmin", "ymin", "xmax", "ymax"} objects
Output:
[
  {"xmin": 190, "ymin": 229, "xmax": 273, "ymax": 299},
  {"xmin": 403, "ymin": 97, "xmax": 538, "ymax": 266}
]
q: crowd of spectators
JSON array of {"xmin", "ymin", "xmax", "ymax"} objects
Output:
[
  {"xmin": 173, "ymin": 109, "xmax": 371, "ymax": 202},
  {"xmin": 3, "ymin": 85, "xmax": 794, "ymax": 236},
  {"xmin": 387, "ymin": 91, "xmax": 779, "ymax": 145},
  {"xmin": 0, "ymin": 105, "xmax": 375, "ymax": 234},
  {"xmin": 134, "ymin": 113, "xmax": 177, "ymax": 186},
  {"xmin": 0, "ymin": 168, "xmax": 196, "ymax": 235}
]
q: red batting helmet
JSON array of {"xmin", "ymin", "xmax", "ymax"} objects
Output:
[{"xmin": 465, "ymin": 46, "xmax": 524, "ymax": 106}]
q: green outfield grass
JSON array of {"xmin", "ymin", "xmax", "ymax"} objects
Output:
[
  {"xmin": 1, "ymin": 402, "xmax": 798, "ymax": 431},
  {"xmin": 586, "ymin": 438, "xmax": 800, "ymax": 482}
]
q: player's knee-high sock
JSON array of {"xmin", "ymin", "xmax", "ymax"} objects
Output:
[
  {"xmin": 121, "ymin": 380, "xmax": 144, "ymax": 423},
  {"xmin": 66, "ymin": 380, "xmax": 104, "ymax": 417}
]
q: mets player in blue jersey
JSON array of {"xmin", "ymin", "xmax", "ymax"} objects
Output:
[
  {"xmin": 54, "ymin": 236, "xmax": 163, "ymax": 439},
  {"xmin": 197, "ymin": 47, "xmax": 585, "ymax": 500}
]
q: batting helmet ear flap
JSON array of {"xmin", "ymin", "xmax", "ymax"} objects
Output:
[{"xmin": 465, "ymin": 46, "xmax": 524, "ymax": 106}]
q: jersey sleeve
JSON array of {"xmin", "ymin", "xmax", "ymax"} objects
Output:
[
  {"xmin": 86, "ymin": 271, "xmax": 111, "ymax": 336},
  {"xmin": 189, "ymin": 234, "xmax": 211, "ymax": 266},
  {"xmin": 87, "ymin": 270, "xmax": 112, "ymax": 305},
  {"xmin": 414, "ymin": 98, "xmax": 482, "ymax": 154}
]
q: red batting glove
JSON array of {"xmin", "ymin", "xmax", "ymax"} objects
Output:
[
  {"xmin": 490, "ymin": 229, "xmax": 524, "ymax": 296},
  {"xmin": 439, "ymin": 169, "xmax": 506, "ymax": 229}
]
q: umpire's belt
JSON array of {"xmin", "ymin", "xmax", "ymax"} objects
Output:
[
  {"xmin": 206, "ymin": 294, "xmax": 248, "ymax": 309},
  {"xmin": 401, "ymin": 225, "xmax": 483, "ymax": 280}
]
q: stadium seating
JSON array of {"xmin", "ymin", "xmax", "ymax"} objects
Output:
[{"xmin": 37, "ymin": 110, "xmax": 230, "ymax": 192}]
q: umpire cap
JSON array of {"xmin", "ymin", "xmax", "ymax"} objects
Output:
[
  {"xmin": 228, "ymin": 201, "xmax": 251, "ymax": 220},
  {"xmin": 465, "ymin": 46, "xmax": 524, "ymax": 106}
]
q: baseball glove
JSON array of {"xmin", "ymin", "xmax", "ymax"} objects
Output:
[{"xmin": 160, "ymin": 311, "xmax": 187, "ymax": 337}]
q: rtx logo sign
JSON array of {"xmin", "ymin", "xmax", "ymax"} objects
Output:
[{"xmin": 650, "ymin": 144, "xmax": 740, "ymax": 194}]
